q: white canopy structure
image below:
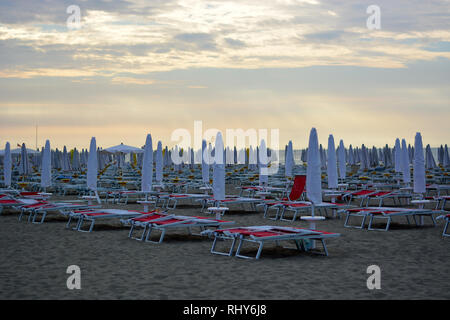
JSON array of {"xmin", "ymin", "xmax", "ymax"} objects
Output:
[
  {"xmin": 327, "ymin": 134, "xmax": 338, "ymax": 189},
  {"xmin": 103, "ymin": 143, "xmax": 143, "ymax": 154},
  {"xmin": 413, "ymin": 133, "xmax": 425, "ymax": 194}
]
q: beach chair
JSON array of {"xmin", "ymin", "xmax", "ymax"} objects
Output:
[
  {"xmin": 159, "ymin": 193, "xmax": 210, "ymax": 210},
  {"xmin": 0, "ymin": 197, "xmax": 41, "ymax": 214},
  {"xmin": 67, "ymin": 209, "xmax": 144, "ymax": 232},
  {"xmin": 204, "ymin": 226, "xmax": 340, "ymax": 259},
  {"xmin": 343, "ymin": 206, "xmax": 438, "ymax": 231},
  {"xmin": 124, "ymin": 212, "xmax": 234, "ymax": 243},
  {"xmin": 261, "ymin": 175, "xmax": 306, "ymax": 219},
  {"xmin": 280, "ymin": 202, "xmax": 349, "ymax": 221},
  {"xmin": 205, "ymin": 196, "xmax": 267, "ymax": 213},
  {"xmin": 19, "ymin": 201, "xmax": 100, "ymax": 224}
]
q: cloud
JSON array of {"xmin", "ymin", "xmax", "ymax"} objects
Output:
[
  {"xmin": 110, "ymin": 77, "xmax": 157, "ymax": 85},
  {"xmin": 0, "ymin": 0, "xmax": 448, "ymax": 78}
]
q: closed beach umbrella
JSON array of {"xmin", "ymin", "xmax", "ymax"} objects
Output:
[
  {"xmin": 41, "ymin": 140, "xmax": 52, "ymax": 190},
  {"xmin": 259, "ymin": 139, "xmax": 268, "ymax": 186},
  {"xmin": 338, "ymin": 139, "xmax": 346, "ymax": 180},
  {"xmin": 141, "ymin": 134, "xmax": 153, "ymax": 192},
  {"xmin": 348, "ymin": 145, "xmax": 354, "ymax": 165},
  {"xmin": 285, "ymin": 141, "xmax": 294, "ymax": 178},
  {"xmin": 306, "ymin": 128, "xmax": 322, "ymax": 207},
  {"xmin": 401, "ymin": 139, "xmax": 411, "ymax": 184},
  {"xmin": 87, "ymin": 137, "xmax": 98, "ymax": 191},
  {"xmin": 155, "ymin": 141, "xmax": 163, "ymax": 183},
  {"xmin": 413, "ymin": 133, "xmax": 425, "ymax": 194},
  {"xmin": 443, "ymin": 145, "xmax": 449, "ymax": 168},
  {"xmin": 3, "ymin": 142, "xmax": 11, "ymax": 187},
  {"xmin": 327, "ymin": 134, "xmax": 338, "ymax": 189},
  {"xmin": 72, "ymin": 148, "xmax": 80, "ymax": 171},
  {"xmin": 19, "ymin": 143, "xmax": 29, "ymax": 176},
  {"xmin": 425, "ymin": 144, "xmax": 436, "ymax": 169},
  {"xmin": 201, "ymin": 140, "xmax": 209, "ymax": 184},
  {"xmin": 394, "ymin": 138, "xmax": 402, "ymax": 173},
  {"xmin": 213, "ymin": 132, "xmax": 225, "ymax": 201},
  {"xmin": 62, "ymin": 146, "xmax": 70, "ymax": 171}
]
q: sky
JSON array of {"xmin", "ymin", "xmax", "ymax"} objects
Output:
[{"xmin": 0, "ymin": 0, "xmax": 449, "ymax": 150}]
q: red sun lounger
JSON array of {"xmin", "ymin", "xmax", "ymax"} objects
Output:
[
  {"xmin": 124, "ymin": 212, "xmax": 234, "ymax": 243},
  {"xmin": 343, "ymin": 206, "xmax": 439, "ymax": 231},
  {"xmin": 205, "ymin": 226, "xmax": 340, "ymax": 259},
  {"xmin": 67, "ymin": 209, "xmax": 145, "ymax": 232}
]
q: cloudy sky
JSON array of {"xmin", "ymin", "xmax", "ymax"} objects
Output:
[{"xmin": 0, "ymin": 0, "xmax": 449, "ymax": 149}]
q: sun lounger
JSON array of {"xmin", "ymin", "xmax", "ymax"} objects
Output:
[
  {"xmin": 18, "ymin": 201, "xmax": 100, "ymax": 224},
  {"xmin": 159, "ymin": 193, "xmax": 210, "ymax": 210},
  {"xmin": 0, "ymin": 197, "xmax": 41, "ymax": 214},
  {"xmin": 343, "ymin": 206, "xmax": 439, "ymax": 231},
  {"xmin": 261, "ymin": 175, "xmax": 306, "ymax": 219},
  {"xmin": 66, "ymin": 208, "xmax": 145, "ymax": 232},
  {"xmin": 203, "ymin": 226, "xmax": 340, "ymax": 259},
  {"xmin": 123, "ymin": 212, "xmax": 234, "ymax": 243}
]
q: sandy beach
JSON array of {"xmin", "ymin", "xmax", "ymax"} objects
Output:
[{"xmin": 1, "ymin": 186, "xmax": 449, "ymax": 300}]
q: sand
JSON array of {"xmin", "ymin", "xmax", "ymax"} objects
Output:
[{"xmin": 0, "ymin": 186, "xmax": 449, "ymax": 300}]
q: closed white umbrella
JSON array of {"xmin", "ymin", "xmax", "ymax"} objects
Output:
[
  {"xmin": 443, "ymin": 144, "xmax": 449, "ymax": 168},
  {"xmin": 213, "ymin": 132, "xmax": 225, "ymax": 201},
  {"xmin": 155, "ymin": 141, "xmax": 163, "ymax": 183},
  {"xmin": 62, "ymin": 146, "xmax": 70, "ymax": 171},
  {"xmin": 394, "ymin": 138, "xmax": 402, "ymax": 173},
  {"xmin": 141, "ymin": 134, "xmax": 153, "ymax": 192},
  {"xmin": 201, "ymin": 140, "xmax": 209, "ymax": 184},
  {"xmin": 285, "ymin": 141, "xmax": 294, "ymax": 178},
  {"xmin": 425, "ymin": 144, "xmax": 436, "ymax": 169},
  {"xmin": 401, "ymin": 139, "xmax": 411, "ymax": 184},
  {"xmin": 41, "ymin": 140, "xmax": 52, "ymax": 190},
  {"xmin": 3, "ymin": 142, "xmax": 11, "ymax": 187},
  {"xmin": 72, "ymin": 148, "xmax": 80, "ymax": 171},
  {"xmin": 306, "ymin": 128, "xmax": 322, "ymax": 207},
  {"xmin": 87, "ymin": 137, "xmax": 98, "ymax": 191},
  {"xmin": 259, "ymin": 139, "xmax": 268, "ymax": 186},
  {"xmin": 19, "ymin": 143, "xmax": 30, "ymax": 176},
  {"xmin": 338, "ymin": 139, "xmax": 346, "ymax": 180},
  {"xmin": 413, "ymin": 133, "xmax": 425, "ymax": 194},
  {"xmin": 348, "ymin": 145, "xmax": 354, "ymax": 165},
  {"xmin": 327, "ymin": 134, "xmax": 338, "ymax": 189}
]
